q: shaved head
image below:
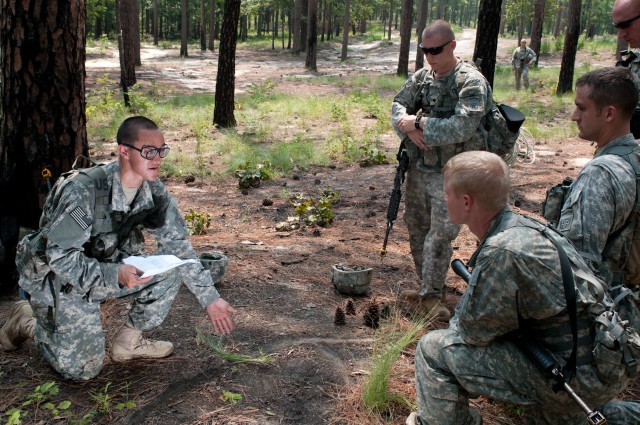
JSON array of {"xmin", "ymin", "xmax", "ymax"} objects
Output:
[{"xmin": 423, "ymin": 19, "xmax": 455, "ymax": 41}]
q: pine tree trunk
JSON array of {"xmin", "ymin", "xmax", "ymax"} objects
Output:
[
  {"xmin": 119, "ymin": 0, "xmax": 137, "ymax": 87},
  {"xmin": 209, "ymin": 0, "xmax": 216, "ymax": 50},
  {"xmin": 397, "ymin": 0, "xmax": 413, "ymax": 77},
  {"xmin": 180, "ymin": 0, "xmax": 189, "ymax": 57},
  {"xmin": 213, "ymin": 0, "xmax": 241, "ymax": 127},
  {"xmin": 530, "ymin": 0, "xmax": 545, "ymax": 66},
  {"xmin": 415, "ymin": 0, "xmax": 428, "ymax": 71},
  {"xmin": 0, "ymin": 0, "xmax": 88, "ymax": 294},
  {"xmin": 472, "ymin": 0, "xmax": 502, "ymax": 88},
  {"xmin": 556, "ymin": 0, "xmax": 581, "ymax": 94},
  {"xmin": 341, "ymin": 0, "xmax": 350, "ymax": 60},
  {"xmin": 306, "ymin": 0, "xmax": 318, "ymax": 70}
]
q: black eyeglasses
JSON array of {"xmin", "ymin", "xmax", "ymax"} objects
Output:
[
  {"xmin": 419, "ymin": 40, "xmax": 453, "ymax": 56},
  {"xmin": 614, "ymin": 14, "xmax": 640, "ymax": 29},
  {"xmin": 121, "ymin": 143, "xmax": 170, "ymax": 160}
]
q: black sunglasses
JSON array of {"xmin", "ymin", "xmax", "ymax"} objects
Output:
[
  {"xmin": 121, "ymin": 143, "xmax": 170, "ymax": 160},
  {"xmin": 419, "ymin": 40, "xmax": 453, "ymax": 56},
  {"xmin": 614, "ymin": 14, "xmax": 640, "ymax": 29}
]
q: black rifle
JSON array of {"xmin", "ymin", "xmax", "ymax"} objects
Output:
[
  {"xmin": 380, "ymin": 141, "xmax": 409, "ymax": 259},
  {"xmin": 450, "ymin": 259, "xmax": 607, "ymax": 425}
]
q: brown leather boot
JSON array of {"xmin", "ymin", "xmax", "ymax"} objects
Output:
[
  {"xmin": 398, "ymin": 290, "xmax": 451, "ymax": 322},
  {"xmin": 111, "ymin": 324, "xmax": 174, "ymax": 362},
  {"xmin": 0, "ymin": 300, "xmax": 36, "ymax": 351}
]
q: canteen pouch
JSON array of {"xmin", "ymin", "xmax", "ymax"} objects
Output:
[{"xmin": 543, "ymin": 177, "xmax": 574, "ymax": 225}]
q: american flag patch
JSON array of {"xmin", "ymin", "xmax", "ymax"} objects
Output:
[{"xmin": 70, "ymin": 207, "xmax": 90, "ymax": 230}]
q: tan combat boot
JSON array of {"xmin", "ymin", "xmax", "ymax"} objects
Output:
[
  {"xmin": 111, "ymin": 324, "xmax": 174, "ymax": 362},
  {"xmin": 0, "ymin": 300, "xmax": 36, "ymax": 351},
  {"xmin": 399, "ymin": 289, "xmax": 451, "ymax": 322}
]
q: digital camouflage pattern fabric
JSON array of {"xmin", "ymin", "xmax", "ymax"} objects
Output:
[
  {"xmin": 391, "ymin": 61, "xmax": 491, "ymax": 299},
  {"xmin": 16, "ymin": 161, "xmax": 220, "ymax": 380}
]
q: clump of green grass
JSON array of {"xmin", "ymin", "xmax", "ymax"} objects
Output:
[{"xmin": 361, "ymin": 313, "xmax": 428, "ymax": 415}]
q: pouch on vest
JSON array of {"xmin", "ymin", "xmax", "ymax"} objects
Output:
[
  {"xmin": 543, "ymin": 177, "xmax": 574, "ymax": 225},
  {"xmin": 483, "ymin": 103, "xmax": 522, "ymax": 158},
  {"xmin": 593, "ymin": 309, "xmax": 640, "ymax": 383}
]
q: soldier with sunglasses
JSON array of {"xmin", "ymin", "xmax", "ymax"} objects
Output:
[
  {"xmin": 0, "ymin": 116, "xmax": 237, "ymax": 381},
  {"xmin": 391, "ymin": 20, "xmax": 493, "ymax": 322}
]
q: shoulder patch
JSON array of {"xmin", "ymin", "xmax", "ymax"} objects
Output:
[{"xmin": 70, "ymin": 207, "xmax": 91, "ymax": 230}]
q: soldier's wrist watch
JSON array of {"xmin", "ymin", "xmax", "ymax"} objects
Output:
[{"xmin": 415, "ymin": 115, "xmax": 421, "ymax": 129}]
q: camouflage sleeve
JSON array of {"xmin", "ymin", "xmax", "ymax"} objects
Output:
[
  {"xmin": 146, "ymin": 189, "xmax": 220, "ymax": 308},
  {"xmin": 422, "ymin": 73, "xmax": 488, "ymax": 147},
  {"xmin": 44, "ymin": 180, "xmax": 120, "ymax": 294},
  {"xmin": 391, "ymin": 70, "xmax": 425, "ymax": 139},
  {"xmin": 529, "ymin": 48, "xmax": 537, "ymax": 63},
  {"xmin": 628, "ymin": 59, "xmax": 640, "ymax": 109},
  {"xmin": 557, "ymin": 158, "xmax": 635, "ymax": 270}
]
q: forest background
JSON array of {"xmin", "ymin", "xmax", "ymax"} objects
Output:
[{"xmin": 0, "ymin": 0, "xmax": 637, "ymax": 424}]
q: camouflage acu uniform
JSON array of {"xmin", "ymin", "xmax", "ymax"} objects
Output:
[
  {"xmin": 557, "ymin": 134, "xmax": 640, "ymax": 325},
  {"xmin": 626, "ymin": 51, "xmax": 640, "ymax": 107},
  {"xmin": 16, "ymin": 161, "xmax": 220, "ymax": 380},
  {"xmin": 414, "ymin": 207, "xmax": 628, "ymax": 425},
  {"xmin": 512, "ymin": 46, "xmax": 536, "ymax": 90},
  {"xmin": 391, "ymin": 61, "xmax": 491, "ymax": 299}
]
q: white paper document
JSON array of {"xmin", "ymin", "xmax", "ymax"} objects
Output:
[{"xmin": 123, "ymin": 255, "xmax": 198, "ymax": 278}]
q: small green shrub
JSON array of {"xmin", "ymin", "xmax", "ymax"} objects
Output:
[
  {"xmin": 184, "ymin": 209, "xmax": 211, "ymax": 235},
  {"xmin": 234, "ymin": 160, "xmax": 273, "ymax": 189},
  {"xmin": 291, "ymin": 189, "xmax": 339, "ymax": 227}
]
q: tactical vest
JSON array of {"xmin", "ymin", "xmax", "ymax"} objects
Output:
[
  {"xmin": 601, "ymin": 145, "xmax": 640, "ymax": 286},
  {"xmin": 470, "ymin": 210, "xmax": 596, "ymax": 365},
  {"xmin": 413, "ymin": 62, "xmax": 514, "ymax": 169}
]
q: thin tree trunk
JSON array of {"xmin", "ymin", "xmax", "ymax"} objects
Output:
[
  {"xmin": 472, "ymin": 0, "xmax": 502, "ymax": 87},
  {"xmin": 213, "ymin": 0, "xmax": 241, "ymax": 127},
  {"xmin": 180, "ymin": 0, "xmax": 188, "ymax": 57},
  {"xmin": 209, "ymin": 0, "xmax": 216, "ymax": 50},
  {"xmin": 341, "ymin": 0, "xmax": 350, "ymax": 60},
  {"xmin": 556, "ymin": 0, "xmax": 581, "ymax": 94},
  {"xmin": 530, "ymin": 0, "xmax": 545, "ymax": 66},
  {"xmin": 397, "ymin": 0, "xmax": 413, "ymax": 77},
  {"xmin": 306, "ymin": 0, "xmax": 318, "ymax": 70},
  {"xmin": 415, "ymin": 0, "xmax": 428, "ymax": 71}
]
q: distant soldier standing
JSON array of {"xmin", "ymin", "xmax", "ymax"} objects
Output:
[{"xmin": 512, "ymin": 40, "xmax": 536, "ymax": 90}]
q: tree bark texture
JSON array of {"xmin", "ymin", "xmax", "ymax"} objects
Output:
[
  {"xmin": 397, "ymin": 0, "xmax": 413, "ymax": 77},
  {"xmin": 415, "ymin": 0, "xmax": 428, "ymax": 71},
  {"xmin": 213, "ymin": 0, "xmax": 241, "ymax": 127},
  {"xmin": 530, "ymin": 0, "xmax": 545, "ymax": 66},
  {"xmin": 208, "ymin": 0, "xmax": 216, "ymax": 50},
  {"xmin": 180, "ymin": 0, "xmax": 188, "ymax": 57},
  {"xmin": 557, "ymin": 0, "xmax": 581, "ymax": 94},
  {"xmin": 341, "ymin": 0, "xmax": 350, "ymax": 60},
  {"xmin": 472, "ymin": 0, "xmax": 502, "ymax": 88},
  {"xmin": 119, "ymin": 0, "xmax": 137, "ymax": 86},
  {"xmin": 305, "ymin": 0, "xmax": 318, "ymax": 70},
  {"xmin": 0, "ymin": 0, "xmax": 88, "ymax": 293}
]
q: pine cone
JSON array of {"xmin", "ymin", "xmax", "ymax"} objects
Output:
[
  {"xmin": 345, "ymin": 299, "xmax": 357, "ymax": 316},
  {"xmin": 334, "ymin": 307, "xmax": 346, "ymax": 326},
  {"xmin": 363, "ymin": 301, "xmax": 380, "ymax": 329}
]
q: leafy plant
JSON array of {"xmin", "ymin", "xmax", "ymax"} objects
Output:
[
  {"xmin": 246, "ymin": 79, "xmax": 276, "ymax": 102},
  {"xmin": 359, "ymin": 145, "xmax": 389, "ymax": 167},
  {"xmin": 184, "ymin": 209, "xmax": 211, "ymax": 235},
  {"xmin": 220, "ymin": 390, "xmax": 243, "ymax": 404},
  {"xmin": 234, "ymin": 160, "xmax": 273, "ymax": 189},
  {"xmin": 6, "ymin": 381, "xmax": 73, "ymax": 424},
  {"xmin": 291, "ymin": 189, "xmax": 339, "ymax": 227}
]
